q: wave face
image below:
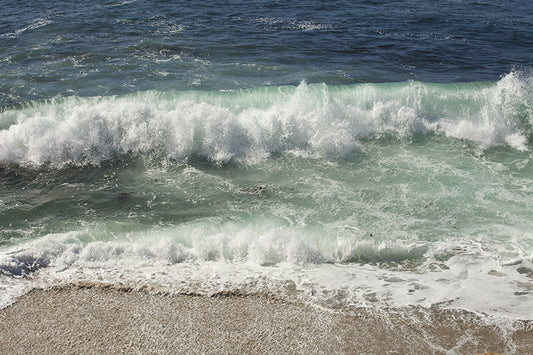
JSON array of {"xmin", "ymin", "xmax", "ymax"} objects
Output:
[{"xmin": 1, "ymin": 72, "xmax": 531, "ymax": 167}]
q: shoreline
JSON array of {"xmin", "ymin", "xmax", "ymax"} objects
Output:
[{"xmin": 0, "ymin": 285, "xmax": 531, "ymax": 354}]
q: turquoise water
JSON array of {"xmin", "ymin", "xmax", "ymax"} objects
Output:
[
  {"xmin": 2, "ymin": 79, "xmax": 533, "ymax": 318},
  {"xmin": 1, "ymin": 0, "xmax": 533, "ymax": 322}
]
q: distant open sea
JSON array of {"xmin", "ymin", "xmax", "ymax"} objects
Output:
[{"xmin": 1, "ymin": 0, "xmax": 532, "ymax": 337}]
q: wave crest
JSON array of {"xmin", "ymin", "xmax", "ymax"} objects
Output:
[{"xmin": 1, "ymin": 72, "xmax": 531, "ymax": 167}]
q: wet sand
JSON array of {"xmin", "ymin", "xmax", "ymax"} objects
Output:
[{"xmin": 0, "ymin": 285, "xmax": 531, "ymax": 354}]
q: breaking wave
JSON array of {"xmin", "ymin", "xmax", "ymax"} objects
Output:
[{"xmin": 1, "ymin": 72, "xmax": 531, "ymax": 167}]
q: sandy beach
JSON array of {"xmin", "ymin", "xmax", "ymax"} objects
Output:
[{"xmin": 0, "ymin": 285, "xmax": 531, "ymax": 354}]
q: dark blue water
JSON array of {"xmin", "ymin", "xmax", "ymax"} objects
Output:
[{"xmin": 1, "ymin": 0, "xmax": 532, "ymax": 105}]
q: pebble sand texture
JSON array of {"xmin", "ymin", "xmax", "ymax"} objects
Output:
[{"xmin": 0, "ymin": 285, "xmax": 532, "ymax": 354}]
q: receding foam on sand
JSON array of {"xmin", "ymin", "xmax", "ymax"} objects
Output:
[{"xmin": 0, "ymin": 284, "xmax": 532, "ymax": 354}]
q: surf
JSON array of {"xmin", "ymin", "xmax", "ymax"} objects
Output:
[{"xmin": 1, "ymin": 72, "xmax": 531, "ymax": 168}]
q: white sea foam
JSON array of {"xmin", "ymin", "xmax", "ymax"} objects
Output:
[
  {"xmin": 0, "ymin": 223, "xmax": 532, "ymax": 319},
  {"xmin": 0, "ymin": 18, "xmax": 53, "ymax": 39},
  {"xmin": 256, "ymin": 17, "xmax": 334, "ymax": 31},
  {"xmin": 0, "ymin": 73, "xmax": 531, "ymax": 167}
]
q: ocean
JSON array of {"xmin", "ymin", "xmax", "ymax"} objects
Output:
[{"xmin": 1, "ymin": 0, "xmax": 532, "ymax": 330}]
